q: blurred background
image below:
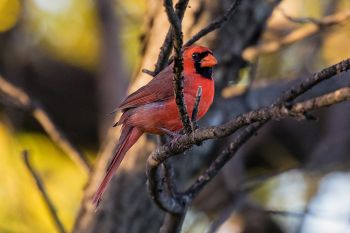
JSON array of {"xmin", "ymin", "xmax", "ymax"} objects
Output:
[{"xmin": 0, "ymin": 0, "xmax": 350, "ymax": 233}]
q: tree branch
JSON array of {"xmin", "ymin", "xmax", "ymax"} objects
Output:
[
  {"xmin": 277, "ymin": 58, "xmax": 350, "ymax": 103},
  {"xmin": 185, "ymin": 122, "xmax": 265, "ymax": 199},
  {"xmin": 146, "ymin": 0, "xmax": 241, "ymax": 76},
  {"xmin": 291, "ymin": 87, "xmax": 350, "ymax": 112},
  {"xmin": 191, "ymin": 86, "xmax": 202, "ymax": 129},
  {"xmin": 0, "ymin": 75, "xmax": 91, "ymax": 172},
  {"xmin": 147, "ymin": 162, "xmax": 186, "ymax": 213},
  {"xmin": 147, "ymin": 58, "xmax": 350, "ymax": 213},
  {"xmin": 243, "ymin": 9, "xmax": 350, "ymax": 62},
  {"xmin": 150, "ymin": 0, "xmax": 189, "ymax": 76},
  {"xmin": 150, "ymin": 84, "xmax": 350, "ymax": 218},
  {"xmin": 184, "ymin": 0, "xmax": 241, "ymax": 47},
  {"xmin": 22, "ymin": 150, "xmax": 67, "ymax": 233},
  {"xmin": 186, "ymin": 85, "xmax": 350, "ymax": 198},
  {"xmin": 164, "ymin": 0, "xmax": 193, "ymax": 134}
]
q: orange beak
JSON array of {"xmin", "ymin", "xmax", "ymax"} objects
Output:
[{"xmin": 200, "ymin": 54, "xmax": 217, "ymax": 68}]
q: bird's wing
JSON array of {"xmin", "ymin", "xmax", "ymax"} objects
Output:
[{"xmin": 119, "ymin": 65, "xmax": 174, "ymax": 110}]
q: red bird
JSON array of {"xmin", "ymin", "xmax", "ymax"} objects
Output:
[{"xmin": 93, "ymin": 45, "xmax": 217, "ymax": 207}]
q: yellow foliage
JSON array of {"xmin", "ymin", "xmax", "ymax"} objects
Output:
[
  {"xmin": 322, "ymin": 0, "xmax": 350, "ymax": 65},
  {"xmin": 23, "ymin": 0, "xmax": 146, "ymax": 72},
  {"xmin": 0, "ymin": 0, "xmax": 21, "ymax": 32},
  {"xmin": 0, "ymin": 121, "xmax": 88, "ymax": 233},
  {"xmin": 26, "ymin": 0, "xmax": 99, "ymax": 70}
]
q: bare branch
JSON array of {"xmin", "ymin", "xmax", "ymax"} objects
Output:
[
  {"xmin": 184, "ymin": 0, "xmax": 241, "ymax": 47},
  {"xmin": 291, "ymin": 87, "xmax": 350, "ymax": 112},
  {"xmin": 153, "ymin": 0, "xmax": 189, "ymax": 76},
  {"xmin": 140, "ymin": 0, "xmax": 189, "ymax": 78},
  {"xmin": 141, "ymin": 68, "xmax": 156, "ymax": 77},
  {"xmin": 279, "ymin": 7, "xmax": 323, "ymax": 25},
  {"xmin": 0, "ymin": 75, "xmax": 91, "ymax": 172},
  {"xmin": 164, "ymin": 0, "xmax": 193, "ymax": 134},
  {"xmin": 243, "ymin": 9, "xmax": 350, "ymax": 61},
  {"xmin": 150, "ymin": 0, "xmax": 252, "ymax": 78},
  {"xmin": 191, "ymin": 86, "xmax": 202, "ymax": 129},
  {"xmin": 146, "ymin": 162, "xmax": 186, "ymax": 213},
  {"xmin": 22, "ymin": 151, "xmax": 67, "ymax": 233},
  {"xmin": 277, "ymin": 58, "xmax": 350, "ymax": 103}
]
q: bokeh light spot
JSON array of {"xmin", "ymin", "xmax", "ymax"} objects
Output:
[{"xmin": 33, "ymin": 0, "xmax": 71, "ymax": 14}]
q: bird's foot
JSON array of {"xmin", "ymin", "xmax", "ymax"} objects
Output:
[
  {"xmin": 159, "ymin": 128, "xmax": 184, "ymax": 147},
  {"xmin": 160, "ymin": 127, "xmax": 182, "ymax": 140}
]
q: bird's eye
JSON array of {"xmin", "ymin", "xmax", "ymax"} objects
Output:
[{"xmin": 192, "ymin": 53, "xmax": 199, "ymax": 60}]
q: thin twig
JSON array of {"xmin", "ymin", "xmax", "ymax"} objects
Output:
[
  {"xmin": 141, "ymin": 68, "xmax": 156, "ymax": 77},
  {"xmin": 279, "ymin": 7, "xmax": 322, "ymax": 25},
  {"xmin": 291, "ymin": 87, "xmax": 350, "ymax": 112},
  {"xmin": 164, "ymin": 0, "xmax": 193, "ymax": 134},
  {"xmin": 0, "ymin": 75, "xmax": 91, "ymax": 173},
  {"xmin": 147, "ymin": 0, "xmax": 189, "ymax": 77},
  {"xmin": 243, "ymin": 9, "xmax": 350, "ymax": 61},
  {"xmin": 22, "ymin": 150, "xmax": 67, "ymax": 233},
  {"xmin": 184, "ymin": 0, "xmax": 241, "ymax": 47},
  {"xmin": 151, "ymin": 0, "xmax": 241, "ymax": 75},
  {"xmin": 191, "ymin": 86, "xmax": 202, "ymax": 129},
  {"xmin": 157, "ymin": 0, "xmax": 189, "ymax": 75}
]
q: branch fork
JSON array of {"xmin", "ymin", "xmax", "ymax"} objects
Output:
[{"xmin": 147, "ymin": 58, "xmax": 350, "ymax": 216}]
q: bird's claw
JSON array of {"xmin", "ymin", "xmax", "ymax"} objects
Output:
[
  {"xmin": 159, "ymin": 127, "xmax": 183, "ymax": 147},
  {"xmin": 160, "ymin": 127, "xmax": 181, "ymax": 139}
]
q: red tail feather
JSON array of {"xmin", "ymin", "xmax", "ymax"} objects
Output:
[{"xmin": 92, "ymin": 126, "xmax": 142, "ymax": 208}]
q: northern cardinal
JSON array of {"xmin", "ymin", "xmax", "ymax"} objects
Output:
[{"xmin": 93, "ymin": 45, "xmax": 217, "ymax": 207}]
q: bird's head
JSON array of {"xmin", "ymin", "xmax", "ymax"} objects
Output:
[{"xmin": 183, "ymin": 45, "xmax": 217, "ymax": 79}]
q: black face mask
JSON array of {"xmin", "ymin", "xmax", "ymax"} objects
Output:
[{"xmin": 192, "ymin": 51, "xmax": 213, "ymax": 79}]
